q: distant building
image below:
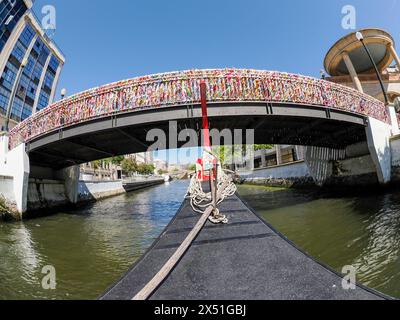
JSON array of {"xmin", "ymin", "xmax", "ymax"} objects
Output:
[
  {"xmin": 253, "ymin": 146, "xmax": 305, "ymax": 170},
  {"xmin": 80, "ymin": 162, "xmax": 121, "ymax": 181},
  {"xmin": 154, "ymin": 159, "xmax": 168, "ymax": 173},
  {"xmin": 127, "ymin": 151, "xmax": 154, "ymax": 165},
  {"xmin": 0, "ymin": 0, "xmax": 65, "ymax": 130}
]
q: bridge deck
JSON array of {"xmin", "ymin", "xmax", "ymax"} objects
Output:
[{"xmin": 100, "ymin": 194, "xmax": 387, "ymax": 300}]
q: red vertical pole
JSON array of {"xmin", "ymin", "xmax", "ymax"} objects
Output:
[{"xmin": 200, "ymin": 80, "xmax": 211, "ymax": 149}]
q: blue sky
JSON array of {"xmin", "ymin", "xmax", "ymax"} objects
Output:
[{"xmin": 32, "ymin": 0, "xmax": 400, "ymax": 164}]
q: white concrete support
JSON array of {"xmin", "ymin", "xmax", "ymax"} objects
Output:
[
  {"xmin": 0, "ymin": 135, "xmax": 30, "ymax": 218},
  {"xmin": 275, "ymin": 145, "xmax": 282, "ymax": 165},
  {"xmin": 342, "ymin": 52, "xmax": 364, "ymax": 93},
  {"xmin": 366, "ymin": 117, "xmax": 392, "ymax": 184},
  {"xmin": 387, "ymin": 104, "xmax": 400, "ymax": 135},
  {"xmin": 56, "ymin": 166, "xmax": 80, "ymax": 204},
  {"xmin": 304, "ymin": 146, "xmax": 346, "ymax": 186},
  {"xmin": 388, "ymin": 45, "xmax": 400, "ymax": 71},
  {"xmin": 261, "ymin": 149, "xmax": 267, "ymax": 168}
]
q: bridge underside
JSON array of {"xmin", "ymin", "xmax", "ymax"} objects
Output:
[{"xmin": 26, "ymin": 103, "xmax": 368, "ymax": 169}]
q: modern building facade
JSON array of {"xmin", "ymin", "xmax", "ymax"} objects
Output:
[{"xmin": 0, "ymin": 0, "xmax": 65, "ymax": 130}]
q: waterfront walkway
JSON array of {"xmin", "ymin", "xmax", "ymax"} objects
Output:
[{"xmin": 101, "ymin": 194, "xmax": 386, "ymax": 300}]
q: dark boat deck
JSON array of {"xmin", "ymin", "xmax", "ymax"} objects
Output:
[{"xmin": 101, "ymin": 194, "xmax": 386, "ymax": 300}]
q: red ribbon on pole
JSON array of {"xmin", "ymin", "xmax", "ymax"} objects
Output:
[{"xmin": 200, "ymin": 80, "xmax": 211, "ymax": 149}]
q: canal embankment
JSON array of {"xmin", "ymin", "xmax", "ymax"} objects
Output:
[
  {"xmin": 240, "ymin": 137, "xmax": 400, "ymax": 189},
  {"xmin": 18, "ymin": 177, "xmax": 165, "ymax": 218},
  {"xmin": 238, "ymin": 161, "xmax": 315, "ymax": 188}
]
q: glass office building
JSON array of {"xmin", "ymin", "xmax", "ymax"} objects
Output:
[
  {"xmin": 0, "ymin": 0, "xmax": 30, "ymax": 53},
  {"xmin": 0, "ymin": 0, "xmax": 64, "ymax": 128}
]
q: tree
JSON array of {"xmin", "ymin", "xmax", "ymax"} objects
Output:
[
  {"xmin": 136, "ymin": 163, "xmax": 155, "ymax": 175},
  {"xmin": 111, "ymin": 156, "xmax": 125, "ymax": 165},
  {"xmin": 121, "ymin": 158, "xmax": 138, "ymax": 175}
]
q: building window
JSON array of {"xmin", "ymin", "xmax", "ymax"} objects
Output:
[
  {"xmin": 19, "ymin": 24, "xmax": 35, "ymax": 48},
  {"xmin": 32, "ymin": 64, "xmax": 43, "ymax": 83},
  {"xmin": 38, "ymin": 45, "xmax": 50, "ymax": 66},
  {"xmin": 24, "ymin": 56, "xmax": 35, "ymax": 76},
  {"xmin": 1, "ymin": 62, "xmax": 18, "ymax": 90},
  {"xmin": 21, "ymin": 103, "xmax": 32, "ymax": 120},
  {"xmin": 10, "ymin": 40, "xmax": 26, "ymax": 62},
  {"xmin": 11, "ymin": 96, "xmax": 23, "ymax": 121},
  {"xmin": 26, "ymin": 81, "xmax": 37, "ymax": 100},
  {"xmin": 0, "ymin": 0, "xmax": 28, "ymax": 52},
  {"xmin": 38, "ymin": 91, "xmax": 49, "ymax": 110},
  {"xmin": 43, "ymin": 70, "xmax": 55, "ymax": 91},
  {"xmin": 48, "ymin": 56, "xmax": 60, "ymax": 74},
  {"xmin": 0, "ymin": 89, "xmax": 11, "ymax": 115}
]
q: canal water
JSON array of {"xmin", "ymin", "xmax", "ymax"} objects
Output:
[
  {"xmin": 0, "ymin": 181, "xmax": 188, "ymax": 300},
  {"xmin": 1, "ymin": 181, "xmax": 400, "ymax": 299},
  {"xmin": 238, "ymin": 185, "xmax": 400, "ymax": 299}
]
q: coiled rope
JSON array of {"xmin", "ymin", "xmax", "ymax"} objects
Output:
[{"xmin": 186, "ymin": 166, "xmax": 237, "ymax": 224}]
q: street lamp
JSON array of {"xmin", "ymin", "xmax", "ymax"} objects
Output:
[
  {"xmin": 356, "ymin": 31, "xmax": 389, "ymax": 106},
  {"xmin": 4, "ymin": 57, "xmax": 28, "ymax": 132},
  {"xmin": 61, "ymin": 88, "xmax": 67, "ymax": 100}
]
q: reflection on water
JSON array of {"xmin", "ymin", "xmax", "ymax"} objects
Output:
[
  {"xmin": 238, "ymin": 185, "xmax": 400, "ymax": 298},
  {"xmin": 0, "ymin": 181, "xmax": 188, "ymax": 300}
]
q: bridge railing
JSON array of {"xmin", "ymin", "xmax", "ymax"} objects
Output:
[{"xmin": 9, "ymin": 69, "xmax": 387, "ymax": 150}]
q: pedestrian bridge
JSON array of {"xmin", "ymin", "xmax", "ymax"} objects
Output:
[
  {"xmin": 1, "ymin": 69, "xmax": 397, "ymax": 216},
  {"xmin": 7, "ymin": 69, "xmax": 389, "ymax": 169}
]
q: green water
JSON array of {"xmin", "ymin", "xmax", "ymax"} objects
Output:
[
  {"xmin": 238, "ymin": 184, "xmax": 400, "ymax": 298},
  {"xmin": 0, "ymin": 181, "xmax": 188, "ymax": 300},
  {"xmin": 2, "ymin": 180, "xmax": 400, "ymax": 299}
]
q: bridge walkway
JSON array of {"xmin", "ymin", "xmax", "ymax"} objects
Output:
[{"xmin": 100, "ymin": 194, "xmax": 387, "ymax": 300}]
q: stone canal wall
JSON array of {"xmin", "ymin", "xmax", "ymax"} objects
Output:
[
  {"xmin": 26, "ymin": 179, "xmax": 164, "ymax": 212},
  {"xmin": 78, "ymin": 181, "xmax": 126, "ymax": 202},
  {"xmin": 238, "ymin": 161, "xmax": 314, "ymax": 188}
]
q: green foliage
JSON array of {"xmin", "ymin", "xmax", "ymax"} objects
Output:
[
  {"xmin": 91, "ymin": 160, "xmax": 101, "ymax": 170},
  {"xmin": 213, "ymin": 145, "xmax": 245, "ymax": 165},
  {"xmin": 122, "ymin": 158, "xmax": 155, "ymax": 175},
  {"xmin": 111, "ymin": 156, "xmax": 124, "ymax": 165},
  {"xmin": 121, "ymin": 158, "xmax": 138, "ymax": 174},
  {"xmin": 137, "ymin": 163, "xmax": 155, "ymax": 175},
  {"xmin": 187, "ymin": 164, "xmax": 197, "ymax": 172},
  {"xmin": 254, "ymin": 144, "xmax": 274, "ymax": 151}
]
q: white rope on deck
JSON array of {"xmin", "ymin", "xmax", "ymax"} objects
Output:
[{"xmin": 186, "ymin": 167, "xmax": 237, "ymax": 224}]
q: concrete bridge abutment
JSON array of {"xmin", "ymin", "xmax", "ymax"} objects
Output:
[
  {"xmin": 304, "ymin": 117, "xmax": 394, "ymax": 187},
  {"xmin": 0, "ymin": 135, "xmax": 30, "ymax": 220},
  {"xmin": 1, "ymin": 135, "xmax": 80, "ymax": 220}
]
